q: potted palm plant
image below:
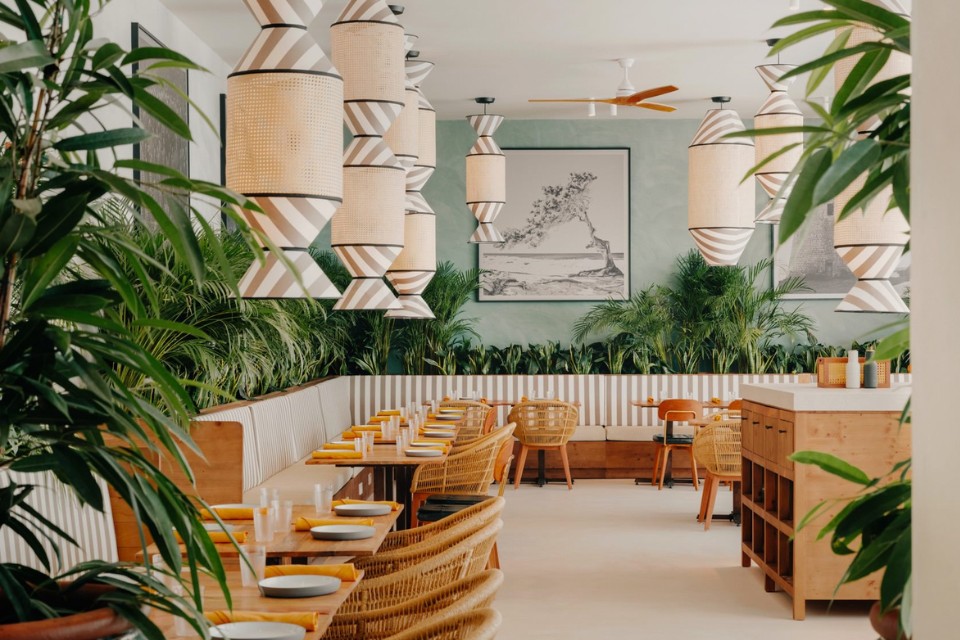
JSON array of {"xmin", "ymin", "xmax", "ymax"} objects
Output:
[{"xmin": 0, "ymin": 0, "xmax": 267, "ymax": 637}]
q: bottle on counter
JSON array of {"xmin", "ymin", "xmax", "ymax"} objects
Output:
[
  {"xmin": 846, "ymin": 349, "xmax": 861, "ymax": 389},
  {"xmin": 863, "ymin": 348, "xmax": 879, "ymax": 389}
]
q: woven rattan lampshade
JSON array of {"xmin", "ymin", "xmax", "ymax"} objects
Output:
[
  {"xmin": 386, "ymin": 56, "xmax": 437, "ymax": 319},
  {"xmin": 688, "ymin": 101, "xmax": 755, "ymax": 266},
  {"xmin": 466, "ymin": 104, "xmax": 506, "ymax": 244},
  {"xmin": 754, "ymin": 63, "xmax": 803, "ymax": 224},
  {"xmin": 228, "ymin": 0, "xmax": 342, "ymax": 299},
  {"xmin": 330, "ymin": 0, "xmax": 406, "ymax": 310},
  {"xmin": 832, "ymin": 1, "xmax": 911, "ymax": 313}
]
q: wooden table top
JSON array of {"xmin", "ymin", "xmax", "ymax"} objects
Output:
[
  {"xmin": 485, "ymin": 399, "xmax": 582, "ymax": 407},
  {"xmin": 307, "ymin": 443, "xmax": 453, "ymax": 467},
  {"xmin": 631, "ymin": 399, "xmax": 731, "ymax": 409},
  {"xmin": 689, "ymin": 413, "xmax": 743, "ymax": 428},
  {"xmin": 150, "ymin": 567, "xmax": 361, "ymax": 638},
  {"xmin": 143, "ymin": 505, "xmax": 401, "ymax": 560}
]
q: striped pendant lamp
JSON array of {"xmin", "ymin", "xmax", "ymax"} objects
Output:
[
  {"xmin": 688, "ymin": 97, "xmax": 755, "ymax": 266},
  {"xmin": 330, "ymin": 0, "xmax": 406, "ymax": 311},
  {"xmin": 386, "ymin": 53, "xmax": 437, "ymax": 319},
  {"xmin": 832, "ymin": 1, "xmax": 911, "ymax": 313},
  {"xmin": 754, "ymin": 43, "xmax": 803, "ymax": 225},
  {"xmin": 228, "ymin": 0, "xmax": 343, "ymax": 299},
  {"xmin": 466, "ymin": 98, "xmax": 506, "ymax": 244}
]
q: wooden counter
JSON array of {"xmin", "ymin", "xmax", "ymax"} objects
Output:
[{"xmin": 739, "ymin": 383, "xmax": 911, "ymax": 620}]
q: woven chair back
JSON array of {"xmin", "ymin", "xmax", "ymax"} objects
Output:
[
  {"xmin": 341, "ymin": 519, "xmax": 503, "ymax": 614},
  {"xmin": 507, "ymin": 401, "xmax": 578, "ymax": 447},
  {"xmin": 692, "ymin": 420, "xmax": 742, "ymax": 477},
  {"xmin": 412, "ymin": 425, "xmax": 516, "ymax": 496},
  {"xmin": 384, "ymin": 608, "xmax": 502, "ymax": 640},
  {"xmin": 440, "ymin": 400, "xmax": 495, "ymax": 443}
]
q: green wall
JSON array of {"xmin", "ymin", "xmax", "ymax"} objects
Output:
[{"xmin": 318, "ymin": 118, "xmax": 894, "ymax": 349}]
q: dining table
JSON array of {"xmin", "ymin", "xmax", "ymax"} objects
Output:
[
  {"xmin": 149, "ymin": 566, "xmax": 362, "ymax": 639},
  {"xmin": 141, "ymin": 505, "xmax": 402, "ymax": 562},
  {"xmin": 307, "ymin": 433, "xmax": 457, "ymax": 530}
]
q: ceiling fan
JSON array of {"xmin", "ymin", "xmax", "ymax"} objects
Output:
[{"xmin": 529, "ymin": 58, "xmax": 679, "ymax": 115}]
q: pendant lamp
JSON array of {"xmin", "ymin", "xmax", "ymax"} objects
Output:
[
  {"xmin": 466, "ymin": 97, "xmax": 506, "ymax": 243},
  {"xmin": 755, "ymin": 39, "xmax": 803, "ymax": 224},
  {"xmin": 330, "ymin": 0, "xmax": 406, "ymax": 310},
  {"xmin": 386, "ymin": 49, "xmax": 437, "ymax": 319},
  {"xmin": 228, "ymin": 0, "xmax": 342, "ymax": 299},
  {"xmin": 832, "ymin": 1, "xmax": 911, "ymax": 313},
  {"xmin": 688, "ymin": 97, "xmax": 755, "ymax": 266}
]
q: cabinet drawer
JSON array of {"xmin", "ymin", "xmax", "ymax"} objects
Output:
[
  {"xmin": 761, "ymin": 411, "xmax": 779, "ymax": 462},
  {"xmin": 777, "ymin": 418, "xmax": 794, "ymax": 472}
]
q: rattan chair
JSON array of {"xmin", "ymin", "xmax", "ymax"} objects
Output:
[
  {"xmin": 509, "ymin": 400, "xmax": 579, "ymax": 490},
  {"xmin": 353, "ymin": 499, "xmax": 504, "ymax": 579},
  {"xmin": 322, "ymin": 570, "xmax": 503, "ymax": 640},
  {"xmin": 377, "ymin": 497, "xmax": 502, "ymax": 553},
  {"xmin": 440, "ymin": 400, "xmax": 496, "ymax": 444},
  {"xmin": 339, "ymin": 519, "xmax": 503, "ymax": 614},
  {"xmin": 384, "ymin": 608, "xmax": 502, "ymax": 640},
  {"xmin": 408, "ymin": 424, "xmax": 516, "ymax": 525},
  {"xmin": 651, "ymin": 399, "xmax": 703, "ymax": 490},
  {"xmin": 692, "ymin": 420, "xmax": 742, "ymax": 530}
]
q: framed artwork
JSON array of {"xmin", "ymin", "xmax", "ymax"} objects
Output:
[
  {"xmin": 131, "ymin": 23, "xmax": 190, "ymax": 227},
  {"xmin": 478, "ymin": 148, "xmax": 630, "ymax": 302},
  {"xmin": 773, "ymin": 202, "xmax": 911, "ymax": 300}
]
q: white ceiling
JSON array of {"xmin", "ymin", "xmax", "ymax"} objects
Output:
[{"xmin": 159, "ymin": 0, "xmax": 837, "ymax": 120}]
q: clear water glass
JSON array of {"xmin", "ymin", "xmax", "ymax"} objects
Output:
[
  {"xmin": 253, "ymin": 506, "xmax": 274, "ymax": 543},
  {"xmin": 314, "ymin": 483, "xmax": 333, "ymax": 515},
  {"xmin": 239, "ymin": 545, "xmax": 266, "ymax": 587}
]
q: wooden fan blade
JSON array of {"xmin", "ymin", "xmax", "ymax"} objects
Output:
[
  {"xmin": 626, "ymin": 85, "xmax": 680, "ymax": 103},
  {"xmin": 634, "ymin": 101, "xmax": 677, "ymax": 113},
  {"xmin": 528, "ymin": 98, "xmax": 616, "ymax": 104}
]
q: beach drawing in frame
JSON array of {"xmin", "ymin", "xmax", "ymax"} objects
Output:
[
  {"xmin": 479, "ymin": 148, "xmax": 630, "ymax": 302},
  {"xmin": 773, "ymin": 202, "xmax": 910, "ymax": 300}
]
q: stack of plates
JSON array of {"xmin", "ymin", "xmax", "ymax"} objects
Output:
[
  {"xmin": 334, "ymin": 503, "xmax": 392, "ymax": 517},
  {"xmin": 259, "ymin": 575, "xmax": 341, "ymax": 598}
]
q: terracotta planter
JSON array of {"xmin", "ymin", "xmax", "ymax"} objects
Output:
[
  {"xmin": 870, "ymin": 601, "xmax": 907, "ymax": 640},
  {"xmin": 0, "ymin": 583, "xmax": 133, "ymax": 640}
]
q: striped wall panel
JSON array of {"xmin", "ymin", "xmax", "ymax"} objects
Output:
[
  {"xmin": 248, "ymin": 395, "xmax": 299, "ymax": 481},
  {"xmin": 284, "ymin": 386, "xmax": 327, "ymax": 458},
  {"xmin": 195, "ymin": 405, "xmax": 261, "ymax": 492},
  {"xmin": 318, "ymin": 377, "xmax": 354, "ymax": 442},
  {"xmin": 0, "ymin": 471, "xmax": 117, "ymax": 571}
]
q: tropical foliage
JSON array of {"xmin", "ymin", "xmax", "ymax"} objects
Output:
[{"xmin": 0, "ymin": 1, "xmax": 264, "ymax": 635}]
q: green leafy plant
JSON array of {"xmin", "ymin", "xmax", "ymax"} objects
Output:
[{"xmin": 0, "ymin": 1, "xmax": 271, "ymax": 636}]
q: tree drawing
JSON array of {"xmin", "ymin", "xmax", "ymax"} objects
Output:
[{"xmin": 500, "ymin": 171, "xmax": 623, "ymax": 277}]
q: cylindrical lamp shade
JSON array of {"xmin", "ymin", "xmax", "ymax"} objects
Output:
[
  {"xmin": 834, "ymin": 180, "xmax": 909, "ymax": 313},
  {"xmin": 754, "ymin": 64, "xmax": 803, "ymax": 224},
  {"xmin": 330, "ymin": 0, "xmax": 406, "ymax": 310},
  {"xmin": 832, "ymin": 2, "xmax": 911, "ymax": 313},
  {"xmin": 466, "ymin": 114, "xmax": 506, "ymax": 243},
  {"xmin": 228, "ymin": 0, "xmax": 342, "ymax": 299},
  {"xmin": 688, "ymin": 108, "xmax": 755, "ymax": 266}
]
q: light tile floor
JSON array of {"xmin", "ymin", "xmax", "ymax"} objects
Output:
[{"xmin": 493, "ymin": 479, "xmax": 875, "ymax": 640}]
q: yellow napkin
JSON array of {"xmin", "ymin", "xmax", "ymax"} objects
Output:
[
  {"xmin": 351, "ymin": 425, "xmax": 383, "ymax": 432},
  {"xmin": 521, "ymin": 396, "xmax": 529, "ymax": 402},
  {"xmin": 377, "ymin": 409, "xmax": 401, "ymax": 416},
  {"xmin": 205, "ymin": 611, "xmax": 319, "ymax": 631},
  {"xmin": 264, "ymin": 564, "xmax": 360, "ymax": 581},
  {"xmin": 293, "ymin": 517, "xmax": 375, "ymax": 531},
  {"xmin": 332, "ymin": 499, "xmax": 401, "ymax": 511},
  {"xmin": 710, "ymin": 397, "xmax": 722, "ymax": 405},
  {"xmin": 368, "ymin": 416, "xmax": 389, "ymax": 423},
  {"xmin": 175, "ymin": 530, "xmax": 246, "ymax": 544},
  {"xmin": 200, "ymin": 507, "xmax": 254, "ymax": 521},
  {"xmin": 423, "ymin": 421, "xmax": 455, "ymax": 428},
  {"xmin": 311, "ymin": 450, "xmax": 363, "ymax": 460},
  {"xmin": 713, "ymin": 413, "xmax": 725, "ymax": 422},
  {"xmin": 646, "ymin": 396, "xmax": 655, "ymax": 404},
  {"xmin": 323, "ymin": 442, "xmax": 355, "ymax": 450}
]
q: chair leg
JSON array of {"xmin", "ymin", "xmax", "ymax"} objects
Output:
[
  {"xmin": 689, "ymin": 447, "xmax": 700, "ymax": 491},
  {"xmin": 651, "ymin": 444, "xmax": 663, "ymax": 486},
  {"xmin": 409, "ymin": 493, "xmax": 426, "ymax": 528},
  {"xmin": 559, "ymin": 445, "xmax": 573, "ymax": 490},
  {"xmin": 487, "ymin": 542, "xmax": 501, "ymax": 570},
  {"xmin": 704, "ymin": 473, "xmax": 720, "ymax": 530},
  {"xmin": 514, "ymin": 446, "xmax": 529, "ymax": 489},
  {"xmin": 658, "ymin": 446, "xmax": 670, "ymax": 490},
  {"xmin": 698, "ymin": 475, "xmax": 713, "ymax": 523}
]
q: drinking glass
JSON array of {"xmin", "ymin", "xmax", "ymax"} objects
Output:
[
  {"xmin": 258, "ymin": 487, "xmax": 269, "ymax": 508},
  {"xmin": 314, "ymin": 483, "xmax": 333, "ymax": 515},
  {"xmin": 354, "ymin": 437, "xmax": 363, "ymax": 454},
  {"xmin": 239, "ymin": 545, "xmax": 266, "ymax": 588},
  {"xmin": 399, "ymin": 406, "xmax": 407, "ymax": 419},
  {"xmin": 430, "ymin": 399, "xmax": 438, "ymax": 413},
  {"xmin": 278, "ymin": 500, "xmax": 293, "ymax": 533},
  {"xmin": 395, "ymin": 438, "xmax": 404, "ymax": 455},
  {"xmin": 253, "ymin": 506, "xmax": 274, "ymax": 542}
]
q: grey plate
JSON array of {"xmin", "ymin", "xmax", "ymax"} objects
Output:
[
  {"xmin": 423, "ymin": 431, "xmax": 456, "ymax": 439},
  {"xmin": 433, "ymin": 414, "xmax": 460, "ymax": 420},
  {"xmin": 203, "ymin": 522, "xmax": 236, "ymax": 533},
  {"xmin": 405, "ymin": 448, "xmax": 443, "ymax": 457},
  {"xmin": 310, "ymin": 524, "xmax": 376, "ymax": 541},
  {"xmin": 334, "ymin": 503, "xmax": 392, "ymax": 517},
  {"xmin": 258, "ymin": 575, "xmax": 341, "ymax": 598},
  {"xmin": 210, "ymin": 622, "xmax": 306, "ymax": 640}
]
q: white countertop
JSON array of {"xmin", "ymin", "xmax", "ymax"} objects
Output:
[{"xmin": 741, "ymin": 383, "xmax": 911, "ymax": 412}]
